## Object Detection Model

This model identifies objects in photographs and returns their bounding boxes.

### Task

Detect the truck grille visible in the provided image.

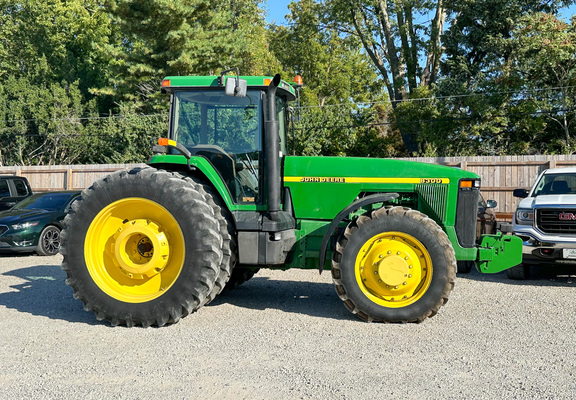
[536,209,576,235]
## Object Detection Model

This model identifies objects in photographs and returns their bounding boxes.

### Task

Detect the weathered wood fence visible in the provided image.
[1,155,575,219]
[0,163,146,192]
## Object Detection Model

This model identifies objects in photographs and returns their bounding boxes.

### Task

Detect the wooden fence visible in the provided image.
[0,163,146,192]
[2,155,576,219]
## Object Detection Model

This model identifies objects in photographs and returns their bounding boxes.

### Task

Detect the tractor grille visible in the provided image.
[536,208,576,235]
[455,188,479,248]
[0,225,7,236]
[415,183,447,223]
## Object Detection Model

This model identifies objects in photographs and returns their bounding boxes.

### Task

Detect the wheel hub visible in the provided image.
[356,232,431,306]
[376,255,409,287]
[111,219,170,280]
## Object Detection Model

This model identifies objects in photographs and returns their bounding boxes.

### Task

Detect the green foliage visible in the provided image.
[0,76,164,166]
[106,0,278,110]
[271,0,405,158]
[1,0,576,165]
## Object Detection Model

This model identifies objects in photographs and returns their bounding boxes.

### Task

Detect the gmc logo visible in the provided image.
[559,213,576,220]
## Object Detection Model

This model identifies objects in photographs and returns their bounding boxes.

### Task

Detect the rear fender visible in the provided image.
[149,154,235,209]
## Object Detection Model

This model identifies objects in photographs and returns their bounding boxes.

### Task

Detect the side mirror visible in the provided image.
[513,188,529,198]
[225,77,247,98]
[486,200,497,209]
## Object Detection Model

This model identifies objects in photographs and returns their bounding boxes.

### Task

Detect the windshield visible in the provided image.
[532,173,576,196]
[171,90,262,204]
[14,193,75,211]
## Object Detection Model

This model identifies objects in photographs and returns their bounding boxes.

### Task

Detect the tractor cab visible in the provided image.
[159,72,296,206]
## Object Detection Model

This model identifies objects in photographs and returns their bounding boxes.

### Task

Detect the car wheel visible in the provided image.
[37,225,61,256]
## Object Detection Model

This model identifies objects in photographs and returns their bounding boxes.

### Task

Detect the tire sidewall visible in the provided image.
[339,213,453,322]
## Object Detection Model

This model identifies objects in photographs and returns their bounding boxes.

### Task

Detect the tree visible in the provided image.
[0,0,113,106]
[270,0,403,157]
[326,0,574,155]
[105,0,279,110]
[326,0,449,153]
[503,13,576,151]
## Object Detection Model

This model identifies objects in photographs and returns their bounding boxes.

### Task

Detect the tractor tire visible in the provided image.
[332,206,456,323]
[457,260,474,274]
[37,225,62,256]
[225,267,260,290]
[196,181,237,306]
[61,167,224,327]
[506,263,530,280]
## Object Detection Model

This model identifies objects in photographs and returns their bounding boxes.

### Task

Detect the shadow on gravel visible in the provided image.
[209,276,357,322]
[0,264,98,325]
[457,264,576,287]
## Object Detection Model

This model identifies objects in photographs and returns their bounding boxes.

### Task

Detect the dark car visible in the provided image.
[0,191,80,256]
[0,176,32,211]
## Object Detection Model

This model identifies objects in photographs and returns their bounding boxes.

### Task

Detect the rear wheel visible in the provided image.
[196,181,236,306]
[225,267,260,290]
[37,225,61,256]
[332,206,456,323]
[61,168,224,327]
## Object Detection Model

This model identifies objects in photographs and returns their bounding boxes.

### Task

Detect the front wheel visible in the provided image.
[332,206,456,323]
[61,168,225,327]
[37,225,61,256]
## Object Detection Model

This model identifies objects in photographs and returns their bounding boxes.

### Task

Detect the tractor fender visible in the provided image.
[150,155,236,210]
[318,193,399,273]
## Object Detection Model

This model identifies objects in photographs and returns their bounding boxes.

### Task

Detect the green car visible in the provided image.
[0,191,80,256]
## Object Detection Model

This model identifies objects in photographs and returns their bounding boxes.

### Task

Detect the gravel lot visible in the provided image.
[1,253,576,399]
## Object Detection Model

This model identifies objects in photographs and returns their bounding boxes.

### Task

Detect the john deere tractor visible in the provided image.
[61,71,522,327]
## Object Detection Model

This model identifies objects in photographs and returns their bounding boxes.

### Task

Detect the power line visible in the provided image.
[297,85,576,109]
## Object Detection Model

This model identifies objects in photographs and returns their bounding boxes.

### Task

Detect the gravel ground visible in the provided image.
[1,253,576,399]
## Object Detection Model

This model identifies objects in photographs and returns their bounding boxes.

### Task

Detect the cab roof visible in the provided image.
[161,75,297,101]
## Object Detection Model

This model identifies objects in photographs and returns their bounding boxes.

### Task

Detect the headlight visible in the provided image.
[11,221,39,230]
[515,209,534,225]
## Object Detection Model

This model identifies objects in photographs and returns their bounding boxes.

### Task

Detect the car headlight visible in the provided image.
[515,209,534,225]
[11,221,39,230]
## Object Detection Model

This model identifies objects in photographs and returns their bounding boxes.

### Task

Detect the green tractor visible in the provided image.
[61,71,522,327]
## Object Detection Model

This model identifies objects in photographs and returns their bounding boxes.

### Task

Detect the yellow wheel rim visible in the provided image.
[84,198,185,303]
[355,231,432,308]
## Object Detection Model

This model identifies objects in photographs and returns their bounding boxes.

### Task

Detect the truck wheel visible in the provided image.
[61,168,223,327]
[506,263,530,280]
[37,225,61,256]
[332,206,456,323]
[225,267,260,290]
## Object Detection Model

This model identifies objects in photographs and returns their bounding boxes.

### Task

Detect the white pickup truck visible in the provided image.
[508,167,576,279]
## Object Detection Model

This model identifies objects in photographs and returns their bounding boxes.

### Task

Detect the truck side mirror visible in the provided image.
[225,77,247,98]
[486,200,497,208]
[513,188,529,198]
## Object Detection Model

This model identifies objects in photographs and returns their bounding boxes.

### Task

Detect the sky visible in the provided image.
[261,1,576,25]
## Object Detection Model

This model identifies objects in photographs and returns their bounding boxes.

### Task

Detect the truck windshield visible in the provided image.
[171,90,262,204]
[532,173,576,196]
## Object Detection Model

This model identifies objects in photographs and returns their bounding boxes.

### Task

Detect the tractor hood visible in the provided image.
[283,156,477,221]
[284,156,477,183]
